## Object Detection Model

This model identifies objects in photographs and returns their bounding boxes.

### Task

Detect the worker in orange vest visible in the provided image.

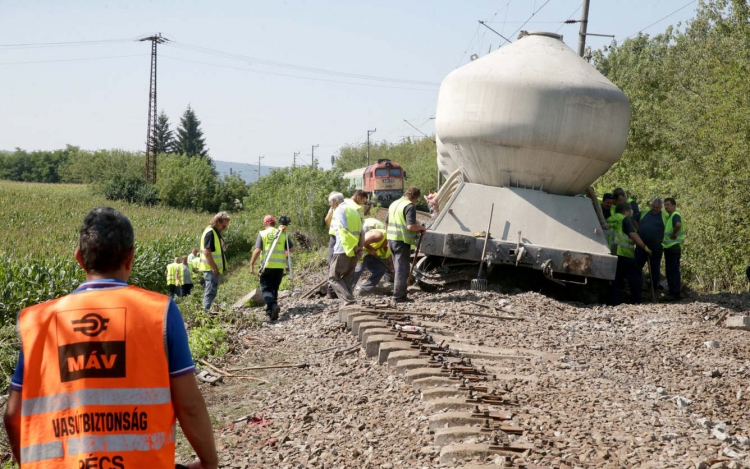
[3,207,218,469]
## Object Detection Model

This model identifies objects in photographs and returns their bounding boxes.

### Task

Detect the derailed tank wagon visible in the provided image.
[418,31,631,290]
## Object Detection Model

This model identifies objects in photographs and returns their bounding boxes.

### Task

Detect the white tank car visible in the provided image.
[419,32,631,290]
[436,31,630,196]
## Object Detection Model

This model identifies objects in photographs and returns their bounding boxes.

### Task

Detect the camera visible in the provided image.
[278,216,291,226]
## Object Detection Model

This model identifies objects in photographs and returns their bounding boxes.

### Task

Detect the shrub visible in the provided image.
[102,175,159,205]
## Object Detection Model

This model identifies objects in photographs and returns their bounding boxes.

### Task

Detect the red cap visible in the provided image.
[263,215,276,225]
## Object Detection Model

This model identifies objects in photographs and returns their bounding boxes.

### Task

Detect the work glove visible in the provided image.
[644,246,652,256]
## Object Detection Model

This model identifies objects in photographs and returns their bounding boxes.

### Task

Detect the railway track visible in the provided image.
[333,299,552,468]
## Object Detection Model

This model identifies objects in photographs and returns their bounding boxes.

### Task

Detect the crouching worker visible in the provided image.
[250,215,294,321]
[3,207,218,469]
[353,221,393,295]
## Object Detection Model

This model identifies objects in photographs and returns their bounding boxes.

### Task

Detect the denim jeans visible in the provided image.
[389,240,411,300]
[353,255,388,291]
[203,271,221,311]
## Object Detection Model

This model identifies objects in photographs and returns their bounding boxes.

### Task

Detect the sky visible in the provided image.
[1,0,699,169]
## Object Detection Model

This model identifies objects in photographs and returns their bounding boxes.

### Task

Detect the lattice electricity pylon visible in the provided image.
[139,33,169,184]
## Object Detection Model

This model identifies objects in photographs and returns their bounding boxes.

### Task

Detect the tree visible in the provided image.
[174,105,209,159]
[591,0,750,292]
[156,154,218,212]
[152,110,175,155]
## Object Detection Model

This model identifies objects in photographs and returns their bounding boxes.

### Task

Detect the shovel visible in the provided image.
[407,234,423,286]
[471,203,495,291]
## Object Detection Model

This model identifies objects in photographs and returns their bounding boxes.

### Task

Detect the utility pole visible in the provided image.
[256,155,265,179]
[366,128,377,166]
[138,33,169,184]
[577,0,591,57]
[311,144,319,169]
[331,155,335,167]
[293,151,300,168]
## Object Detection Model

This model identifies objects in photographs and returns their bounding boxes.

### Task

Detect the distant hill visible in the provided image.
[213,160,278,184]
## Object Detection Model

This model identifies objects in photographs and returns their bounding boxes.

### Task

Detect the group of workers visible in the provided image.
[325,187,426,305]
[166,248,202,299]
[600,188,686,305]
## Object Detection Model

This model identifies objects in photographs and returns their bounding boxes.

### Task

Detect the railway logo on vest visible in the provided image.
[56,308,126,382]
[71,312,110,336]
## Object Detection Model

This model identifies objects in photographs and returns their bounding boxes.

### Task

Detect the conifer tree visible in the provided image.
[174,105,209,158]
[152,110,175,155]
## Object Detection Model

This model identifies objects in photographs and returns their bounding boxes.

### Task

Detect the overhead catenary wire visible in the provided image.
[159,54,437,91]
[166,41,439,87]
[508,0,555,40]
[624,0,697,39]
[556,3,583,33]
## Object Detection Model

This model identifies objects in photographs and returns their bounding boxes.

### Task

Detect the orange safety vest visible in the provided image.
[18,285,176,468]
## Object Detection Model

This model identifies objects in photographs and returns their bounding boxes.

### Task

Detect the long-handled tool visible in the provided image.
[407,233,423,286]
[258,228,283,274]
[471,203,495,291]
[645,252,657,302]
[285,230,293,284]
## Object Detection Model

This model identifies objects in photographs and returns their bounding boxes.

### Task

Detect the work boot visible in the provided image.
[393,297,414,303]
[271,304,280,321]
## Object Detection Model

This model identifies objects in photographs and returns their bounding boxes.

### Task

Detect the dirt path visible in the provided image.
[183,276,750,469]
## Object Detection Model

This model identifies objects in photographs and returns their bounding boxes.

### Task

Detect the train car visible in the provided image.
[342,159,404,207]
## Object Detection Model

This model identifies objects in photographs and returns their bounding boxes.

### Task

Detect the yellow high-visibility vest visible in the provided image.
[386,196,416,245]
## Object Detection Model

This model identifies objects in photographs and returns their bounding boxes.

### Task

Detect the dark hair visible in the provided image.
[602,193,615,201]
[664,197,676,206]
[353,190,368,199]
[615,201,632,215]
[78,207,134,274]
[405,186,421,199]
[613,188,626,198]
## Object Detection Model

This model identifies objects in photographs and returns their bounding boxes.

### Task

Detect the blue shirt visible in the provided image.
[639,211,666,245]
[10,279,195,391]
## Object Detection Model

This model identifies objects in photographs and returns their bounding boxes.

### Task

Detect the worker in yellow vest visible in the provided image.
[166,257,181,299]
[329,190,368,304]
[608,201,650,305]
[613,187,641,228]
[353,228,393,294]
[187,247,199,264]
[199,212,231,311]
[249,215,294,321]
[4,207,217,469]
[324,192,345,299]
[663,197,685,300]
[180,255,194,296]
[386,186,426,303]
[190,253,204,288]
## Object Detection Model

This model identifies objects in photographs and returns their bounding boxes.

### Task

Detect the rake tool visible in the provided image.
[471,203,495,291]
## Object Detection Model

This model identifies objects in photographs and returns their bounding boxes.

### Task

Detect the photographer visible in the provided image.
[249,215,293,321]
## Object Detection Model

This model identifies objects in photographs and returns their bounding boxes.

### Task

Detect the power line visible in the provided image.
[624,0,697,40]
[0,38,135,49]
[0,54,146,65]
[159,54,438,91]
[166,41,439,87]
[508,0,555,40]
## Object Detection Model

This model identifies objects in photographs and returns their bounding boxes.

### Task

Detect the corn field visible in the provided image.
[0,182,236,324]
